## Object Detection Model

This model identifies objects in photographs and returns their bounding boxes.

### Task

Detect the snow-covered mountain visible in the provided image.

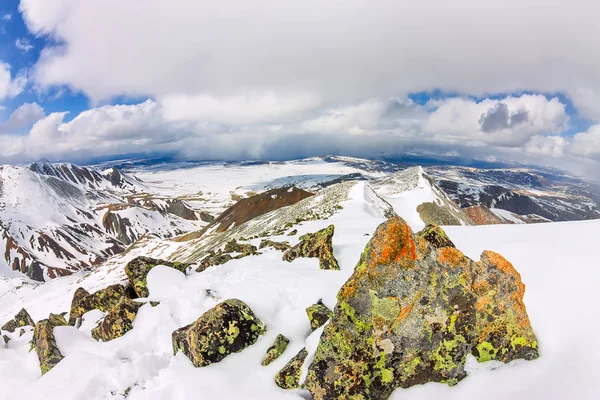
[0,156,598,399]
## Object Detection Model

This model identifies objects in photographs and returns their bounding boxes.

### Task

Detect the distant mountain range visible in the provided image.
[1,155,599,281]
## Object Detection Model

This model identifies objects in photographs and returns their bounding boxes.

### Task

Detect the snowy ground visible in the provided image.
[1,176,599,399]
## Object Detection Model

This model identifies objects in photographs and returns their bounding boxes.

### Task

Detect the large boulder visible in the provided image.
[283,225,340,270]
[91,298,143,342]
[125,256,189,298]
[32,313,68,374]
[262,334,290,366]
[1,308,35,333]
[275,348,308,389]
[304,216,538,399]
[172,299,266,367]
[224,240,257,255]
[68,284,130,326]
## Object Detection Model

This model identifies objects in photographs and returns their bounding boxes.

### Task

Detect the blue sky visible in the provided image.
[1,0,600,178]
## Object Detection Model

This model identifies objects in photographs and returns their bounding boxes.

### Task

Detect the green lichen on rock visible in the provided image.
[274,348,308,389]
[172,299,266,367]
[32,313,68,374]
[306,300,333,331]
[417,224,455,249]
[91,298,143,342]
[224,240,257,255]
[262,334,290,366]
[125,256,189,298]
[259,239,291,252]
[282,225,340,270]
[1,308,35,332]
[304,216,539,400]
[196,251,233,273]
[68,284,131,325]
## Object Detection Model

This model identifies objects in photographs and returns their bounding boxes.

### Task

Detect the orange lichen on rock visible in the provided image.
[437,247,469,269]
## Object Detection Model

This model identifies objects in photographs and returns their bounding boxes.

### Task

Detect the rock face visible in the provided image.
[304,216,538,399]
[224,239,257,255]
[68,284,130,325]
[125,256,188,298]
[275,348,309,389]
[262,334,290,366]
[32,313,68,374]
[283,225,340,270]
[91,298,143,341]
[172,299,266,367]
[416,224,455,249]
[306,300,333,331]
[1,308,35,332]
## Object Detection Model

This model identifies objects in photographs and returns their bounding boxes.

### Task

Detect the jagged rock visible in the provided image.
[172,299,266,367]
[196,251,233,273]
[91,299,143,342]
[282,225,340,270]
[262,334,290,366]
[259,239,291,252]
[417,224,455,249]
[274,348,308,389]
[224,240,257,255]
[304,216,538,399]
[125,256,189,298]
[32,313,68,374]
[68,284,131,325]
[1,308,35,333]
[306,300,333,331]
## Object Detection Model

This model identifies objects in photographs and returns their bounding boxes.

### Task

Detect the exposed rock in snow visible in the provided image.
[125,256,188,298]
[261,333,290,366]
[305,216,538,399]
[283,225,340,270]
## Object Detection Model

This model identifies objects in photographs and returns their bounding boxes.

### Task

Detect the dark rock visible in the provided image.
[287,229,298,236]
[275,348,308,389]
[262,334,290,366]
[125,256,189,298]
[304,216,538,399]
[91,299,143,341]
[172,299,266,367]
[1,308,35,333]
[32,313,68,374]
[224,240,257,255]
[259,239,291,252]
[196,251,233,273]
[68,284,130,325]
[416,224,455,249]
[199,212,215,223]
[283,225,340,270]
[306,300,333,331]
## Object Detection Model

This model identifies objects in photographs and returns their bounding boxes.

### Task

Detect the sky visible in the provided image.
[1,0,600,177]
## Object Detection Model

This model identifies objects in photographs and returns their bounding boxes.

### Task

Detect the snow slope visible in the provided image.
[1,178,599,399]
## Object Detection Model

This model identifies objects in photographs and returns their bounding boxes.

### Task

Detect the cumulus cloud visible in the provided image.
[0,102,45,132]
[2,14,11,22]
[570,125,600,159]
[0,63,27,100]
[16,0,600,120]
[422,95,568,146]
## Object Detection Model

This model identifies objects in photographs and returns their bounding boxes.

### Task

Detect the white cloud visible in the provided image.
[0,102,45,132]
[15,38,34,53]
[569,125,600,159]
[15,0,600,122]
[422,95,568,146]
[0,63,27,100]
[2,14,11,22]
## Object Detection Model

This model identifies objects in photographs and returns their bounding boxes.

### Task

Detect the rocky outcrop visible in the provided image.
[262,334,290,366]
[275,348,308,389]
[306,300,333,331]
[416,224,455,249]
[68,284,131,325]
[283,225,340,270]
[259,239,291,252]
[224,240,257,255]
[208,186,314,233]
[304,216,538,399]
[91,299,143,341]
[125,256,189,298]
[464,205,506,225]
[1,308,35,333]
[172,299,266,367]
[32,313,68,374]
[196,251,234,273]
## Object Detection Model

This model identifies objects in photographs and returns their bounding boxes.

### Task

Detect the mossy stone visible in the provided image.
[274,348,308,389]
[262,334,290,366]
[125,256,189,298]
[91,298,143,342]
[283,225,340,270]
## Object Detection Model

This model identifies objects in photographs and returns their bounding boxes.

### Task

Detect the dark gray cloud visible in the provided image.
[479,103,529,132]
